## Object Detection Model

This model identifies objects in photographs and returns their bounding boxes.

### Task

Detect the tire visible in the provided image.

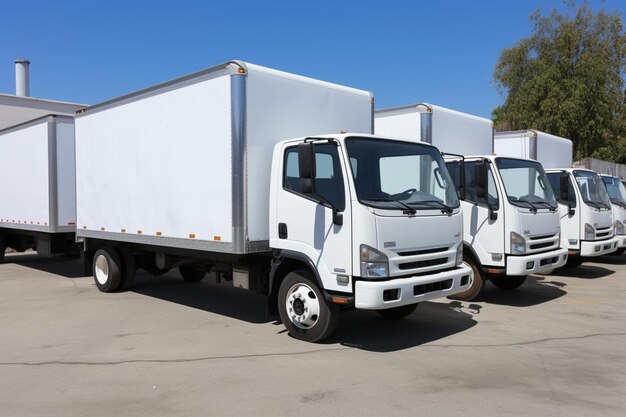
[448,257,485,301]
[0,237,6,263]
[491,275,527,290]
[611,248,625,256]
[118,247,136,290]
[93,248,122,292]
[278,270,339,342]
[566,255,584,267]
[179,265,206,282]
[377,303,418,319]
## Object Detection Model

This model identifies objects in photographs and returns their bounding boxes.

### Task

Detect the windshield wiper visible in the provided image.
[514,198,538,212]
[529,201,558,211]
[610,198,626,208]
[409,200,453,214]
[584,200,602,210]
[363,198,416,215]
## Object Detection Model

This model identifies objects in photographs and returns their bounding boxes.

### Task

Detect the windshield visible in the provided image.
[495,158,557,209]
[601,176,626,206]
[345,137,459,212]
[573,170,611,209]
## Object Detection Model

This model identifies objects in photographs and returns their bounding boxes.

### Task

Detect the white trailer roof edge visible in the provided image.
[0,114,73,136]
[0,93,86,108]
[376,103,493,125]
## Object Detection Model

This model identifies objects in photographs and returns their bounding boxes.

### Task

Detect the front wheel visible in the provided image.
[566,255,584,268]
[377,303,418,319]
[448,257,485,301]
[179,265,206,282]
[278,270,339,342]
[491,275,527,290]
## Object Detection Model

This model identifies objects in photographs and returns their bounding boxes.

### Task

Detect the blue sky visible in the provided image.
[0,0,623,118]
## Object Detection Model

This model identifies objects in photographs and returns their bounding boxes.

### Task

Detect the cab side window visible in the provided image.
[283,144,346,211]
[547,173,577,207]
[446,160,499,207]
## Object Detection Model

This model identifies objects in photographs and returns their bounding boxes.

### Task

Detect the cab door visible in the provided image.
[273,142,353,293]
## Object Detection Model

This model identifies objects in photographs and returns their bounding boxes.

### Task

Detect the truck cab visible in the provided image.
[445,155,568,299]
[600,174,626,255]
[545,168,619,266]
[269,134,472,339]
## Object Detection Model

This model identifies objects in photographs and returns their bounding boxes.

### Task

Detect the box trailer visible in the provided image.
[494,130,573,169]
[76,61,471,342]
[494,130,618,264]
[0,114,78,261]
[376,104,567,300]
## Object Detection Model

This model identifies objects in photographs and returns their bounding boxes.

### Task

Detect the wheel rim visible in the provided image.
[285,283,321,330]
[94,254,110,285]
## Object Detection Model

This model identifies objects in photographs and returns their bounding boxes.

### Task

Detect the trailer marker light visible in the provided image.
[189,234,196,239]
[137,230,143,234]
[238,67,245,74]
[83,226,87,229]
[214,235,221,241]
[156,231,162,236]
[121,228,126,233]
[68,222,75,226]
[101,227,105,231]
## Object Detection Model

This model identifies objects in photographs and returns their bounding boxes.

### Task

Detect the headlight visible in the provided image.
[584,223,595,240]
[615,220,624,235]
[456,244,463,266]
[511,232,526,255]
[360,245,389,278]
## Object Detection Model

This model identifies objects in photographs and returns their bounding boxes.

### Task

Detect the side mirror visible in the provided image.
[559,173,569,202]
[474,162,486,199]
[298,142,316,194]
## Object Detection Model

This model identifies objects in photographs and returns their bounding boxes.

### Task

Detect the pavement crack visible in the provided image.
[0,346,352,367]
[425,332,626,348]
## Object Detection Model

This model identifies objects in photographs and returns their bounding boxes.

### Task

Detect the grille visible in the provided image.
[397,247,448,257]
[399,257,448,270]
[413,279,453,295]
[530,241,556,250]
[529,234,555,241]
[596,231,611,238]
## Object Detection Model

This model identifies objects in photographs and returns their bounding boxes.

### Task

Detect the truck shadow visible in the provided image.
[554,264,616,279]
[4,254,86,278]
[131,272,272,324]
[476,276,566,307]
[325,301,478,352]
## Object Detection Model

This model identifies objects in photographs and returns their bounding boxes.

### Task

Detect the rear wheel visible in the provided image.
[611,248,625,256]
[0,237,6,263]
[448,256,485,301]
[93,248,122,292]
[491,275,527,290]
[377,303,418,319]
[278,270,339,342]
[566,255,584,267]
[179,265,206,282]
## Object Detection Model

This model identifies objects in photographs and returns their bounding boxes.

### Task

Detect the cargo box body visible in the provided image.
[494,130,573,169]
[75,61,373,255]
[374,103,493,155]
[0,115,76,234]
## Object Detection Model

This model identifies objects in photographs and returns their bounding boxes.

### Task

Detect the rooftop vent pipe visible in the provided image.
[15,59,30,97]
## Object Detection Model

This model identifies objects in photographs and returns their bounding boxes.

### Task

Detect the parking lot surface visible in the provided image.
[1,253,625,417]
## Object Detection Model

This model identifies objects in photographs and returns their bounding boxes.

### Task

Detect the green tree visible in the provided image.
[493,1,626,162]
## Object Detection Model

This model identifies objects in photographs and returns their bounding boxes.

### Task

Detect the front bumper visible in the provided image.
[506,248,568,275]
[617,235,626,248]
[580,237,619,257]
[354,264,472,310]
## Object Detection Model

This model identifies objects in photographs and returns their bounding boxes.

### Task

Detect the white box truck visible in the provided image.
[0,115,78,262]
[494,130,619,266]
[600,174,626,254]
[376,104,567,300]
[75,61,471,342]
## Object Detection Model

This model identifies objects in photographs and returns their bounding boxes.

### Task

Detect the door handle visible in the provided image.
[278,223,288,239]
